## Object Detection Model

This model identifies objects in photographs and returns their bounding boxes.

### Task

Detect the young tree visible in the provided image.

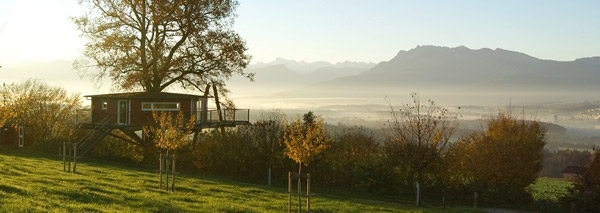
[143,111,196,152]
[281,111,329,175]
[73,0,252,93]
[384,93,458,206]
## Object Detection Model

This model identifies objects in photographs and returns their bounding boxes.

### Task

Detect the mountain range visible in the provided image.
[230,45,600,105]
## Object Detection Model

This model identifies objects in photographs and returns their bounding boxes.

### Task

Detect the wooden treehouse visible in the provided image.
[75,92,250,158]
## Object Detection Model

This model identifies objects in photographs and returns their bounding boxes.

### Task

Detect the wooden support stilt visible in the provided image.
[212,84,225,134]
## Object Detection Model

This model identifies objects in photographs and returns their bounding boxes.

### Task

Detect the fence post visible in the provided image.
[307,173,311,213]
[474,192,478,208]
[288,172,291,213]
[268,168,271,187]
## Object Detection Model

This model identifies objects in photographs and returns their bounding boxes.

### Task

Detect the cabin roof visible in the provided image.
[562,166,586,174]
[84,92,207,99]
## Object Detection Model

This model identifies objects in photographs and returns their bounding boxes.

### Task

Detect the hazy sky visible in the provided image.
[1,0,599,65]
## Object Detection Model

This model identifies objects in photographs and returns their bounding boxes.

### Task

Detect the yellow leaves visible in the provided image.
[281,114,330,166]
[143,110,196,151]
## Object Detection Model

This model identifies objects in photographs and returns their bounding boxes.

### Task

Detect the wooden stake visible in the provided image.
[298,174,301,213]
[307,173,311,213]
[72,143,77,173]
[171,153,175,192]
[67,142,71,173]
[288,172,291,213]
[165,151,169,191]
[159,152,163,189]
[62,141,66,172]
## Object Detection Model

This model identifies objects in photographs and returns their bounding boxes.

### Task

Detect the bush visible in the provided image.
[448,112,546,204]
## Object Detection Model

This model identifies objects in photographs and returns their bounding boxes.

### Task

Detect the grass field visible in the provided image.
[0,151,483,212]
[529,177,573,202]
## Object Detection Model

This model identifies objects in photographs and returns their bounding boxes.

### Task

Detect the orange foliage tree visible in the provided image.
[448,111,546,203]
[281,111,329,174]
[144,111,196,153]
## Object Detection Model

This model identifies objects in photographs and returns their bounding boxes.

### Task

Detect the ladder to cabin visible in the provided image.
[76,115,113,158]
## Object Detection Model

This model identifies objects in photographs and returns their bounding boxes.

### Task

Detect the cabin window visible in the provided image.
[141,102,180,111]
[101,101,108,110]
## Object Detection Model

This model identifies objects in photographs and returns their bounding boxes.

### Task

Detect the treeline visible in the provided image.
[541,149,592,178]
[0,80,550,205]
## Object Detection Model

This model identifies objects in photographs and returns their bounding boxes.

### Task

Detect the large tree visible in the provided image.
[73,0,252,93]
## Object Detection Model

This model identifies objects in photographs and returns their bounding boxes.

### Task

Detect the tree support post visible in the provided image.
[165,151,170,192]
[62,141,66,172]
[307,173,311,213]
[298,174,302,213]
[288,172,291,213]
[67,142,72,173]
[72,142,77,173]
[159,152,163,189]
[171,153,176,192]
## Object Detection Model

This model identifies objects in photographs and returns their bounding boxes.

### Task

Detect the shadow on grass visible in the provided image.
[0,184,26,195]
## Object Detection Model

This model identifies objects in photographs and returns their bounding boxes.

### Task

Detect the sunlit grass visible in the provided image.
[0,151,480,212]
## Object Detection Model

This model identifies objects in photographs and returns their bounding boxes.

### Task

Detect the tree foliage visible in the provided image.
[447,112,546,203]
[281,111,330,173]
[383,93,458,194]
[563,152,600,212]
[144,111,196,151]
[73,0,252,92]
[0,79,84,148]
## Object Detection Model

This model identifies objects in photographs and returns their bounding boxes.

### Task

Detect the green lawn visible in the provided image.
[529,177,573,202]
[0,151,481,212]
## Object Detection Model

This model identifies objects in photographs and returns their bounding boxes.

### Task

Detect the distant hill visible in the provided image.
[226,58,375,97]
[272,45,600,105]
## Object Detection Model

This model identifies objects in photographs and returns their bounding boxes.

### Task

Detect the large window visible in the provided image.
[141,102,180,111]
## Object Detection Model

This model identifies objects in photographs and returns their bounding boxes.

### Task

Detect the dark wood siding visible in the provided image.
[91,96,204,126]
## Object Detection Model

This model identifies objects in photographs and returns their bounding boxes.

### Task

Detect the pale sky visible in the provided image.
[1,0,600,65]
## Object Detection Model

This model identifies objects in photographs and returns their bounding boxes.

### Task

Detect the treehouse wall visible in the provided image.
[90,97,206,126]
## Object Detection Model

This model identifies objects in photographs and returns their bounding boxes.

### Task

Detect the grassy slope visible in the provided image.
[0,151,480,212]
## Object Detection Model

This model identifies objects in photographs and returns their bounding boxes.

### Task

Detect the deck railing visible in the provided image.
[84,109,250,125]
[203,109,250,123]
